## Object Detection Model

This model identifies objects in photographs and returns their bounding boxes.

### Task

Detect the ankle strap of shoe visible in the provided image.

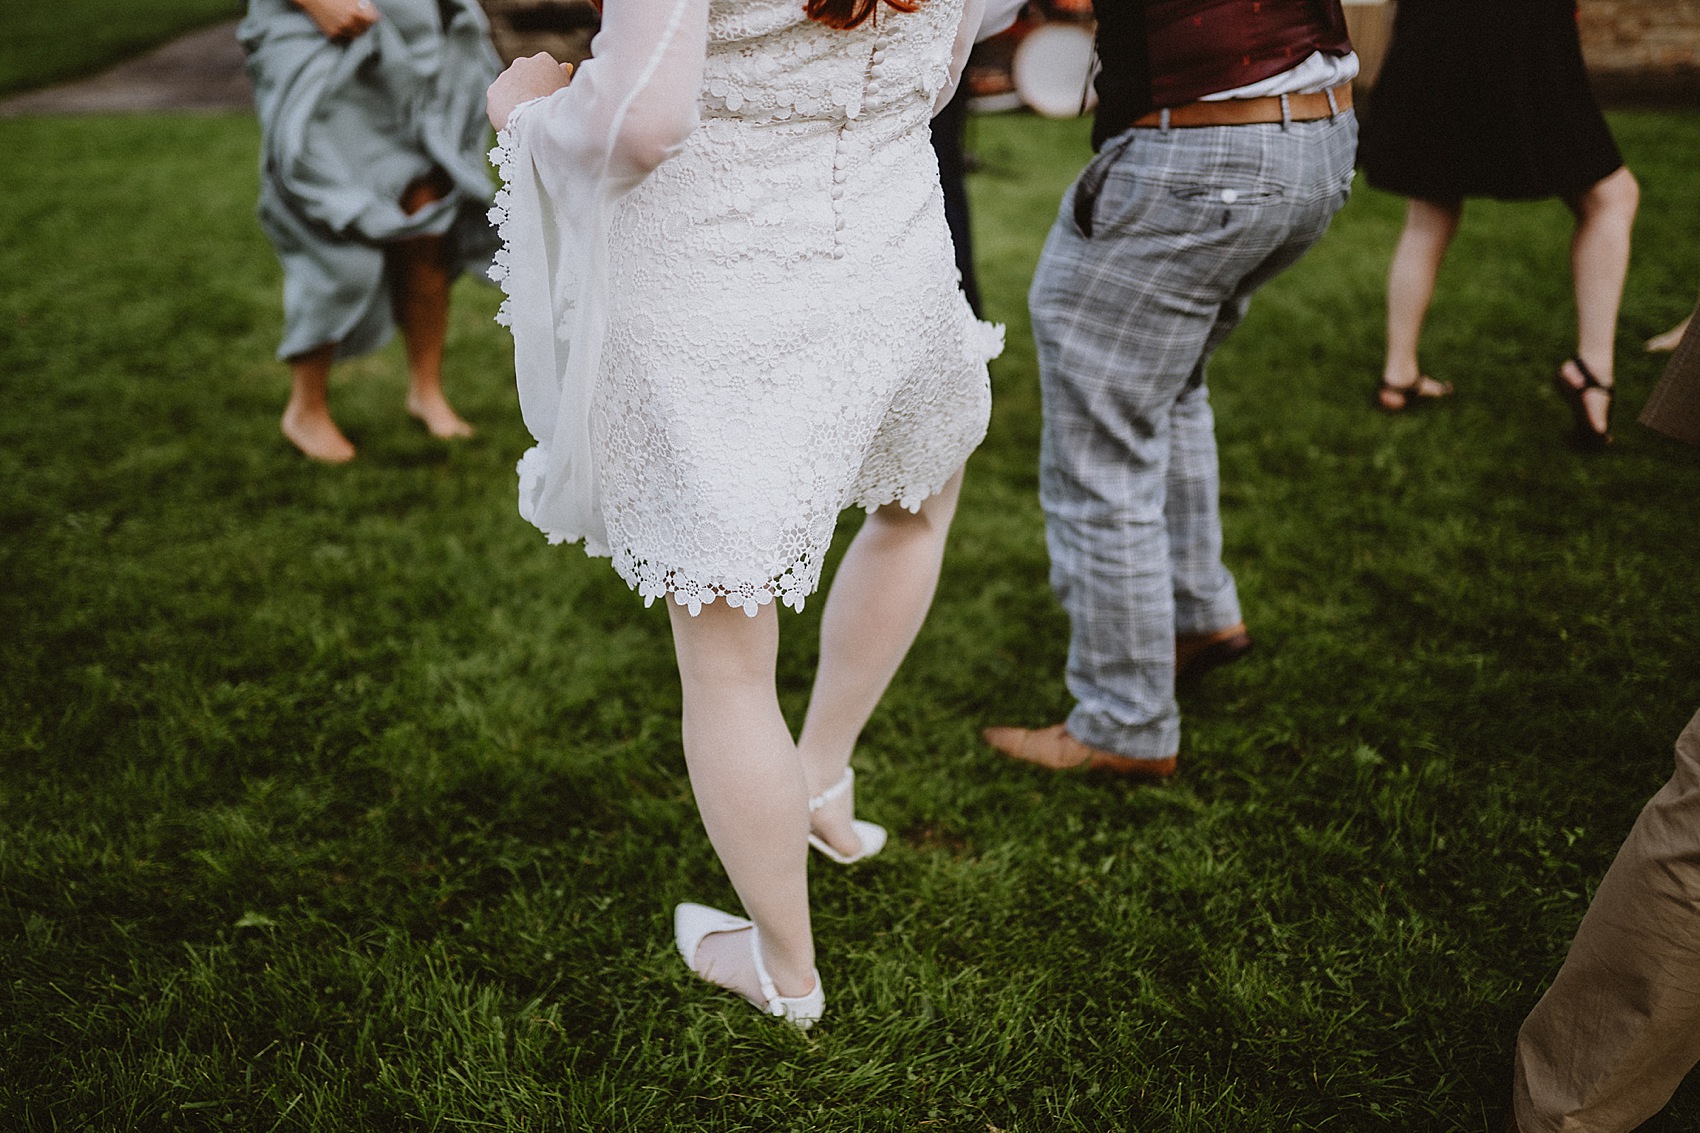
[748,925,782,1014]
[807,766,854,813]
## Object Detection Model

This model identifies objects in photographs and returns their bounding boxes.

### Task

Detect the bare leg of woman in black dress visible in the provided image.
[1379,165,1638,444]
[1556,165,1639,441]
[1379,196,1461,411]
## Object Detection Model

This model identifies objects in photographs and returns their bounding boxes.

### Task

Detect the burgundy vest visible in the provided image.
[1091,0,1354,149]
[1148,0,1352,106]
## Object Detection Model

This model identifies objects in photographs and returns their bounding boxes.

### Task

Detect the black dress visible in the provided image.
[1358,0,1624,202]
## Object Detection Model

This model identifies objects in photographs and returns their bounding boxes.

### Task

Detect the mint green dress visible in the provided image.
[240,0,500,360]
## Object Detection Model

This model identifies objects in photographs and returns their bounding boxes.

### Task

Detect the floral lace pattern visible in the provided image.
[505,0,999,615]
[487,125,520,332]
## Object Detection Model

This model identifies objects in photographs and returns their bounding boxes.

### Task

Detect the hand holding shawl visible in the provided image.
[489,0,710,551]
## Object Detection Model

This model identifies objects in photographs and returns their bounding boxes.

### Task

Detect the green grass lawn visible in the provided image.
[0,0,242,96]
[2,106,1699,1131]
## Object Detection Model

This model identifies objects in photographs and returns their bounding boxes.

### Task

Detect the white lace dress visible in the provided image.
[492,0,1000,615]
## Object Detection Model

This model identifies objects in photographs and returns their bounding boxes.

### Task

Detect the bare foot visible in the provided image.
[406,391,475,439]
[689,925,815,1005]
[281,405,356,463]
[1646,314,1691,353]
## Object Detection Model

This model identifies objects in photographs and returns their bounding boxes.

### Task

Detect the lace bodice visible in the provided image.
[700,0,959,125]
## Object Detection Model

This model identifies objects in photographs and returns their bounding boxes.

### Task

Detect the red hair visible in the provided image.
[805,0,920,31]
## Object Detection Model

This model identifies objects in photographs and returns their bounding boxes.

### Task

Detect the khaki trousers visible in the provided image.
[1639,300,1700,446]
[1513,708,1700,1132]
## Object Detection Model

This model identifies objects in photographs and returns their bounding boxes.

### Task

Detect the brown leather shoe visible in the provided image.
[982,723,1176,780]
[1175,622,1253,685]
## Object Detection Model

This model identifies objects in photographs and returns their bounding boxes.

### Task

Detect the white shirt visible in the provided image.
[1202,49,1361,100]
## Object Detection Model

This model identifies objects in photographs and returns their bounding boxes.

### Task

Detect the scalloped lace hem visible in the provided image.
[515,446,611,555]
[617,553,812,617]
[486,98,549,328]
[965,316,1005,369]
[589,466,965,617]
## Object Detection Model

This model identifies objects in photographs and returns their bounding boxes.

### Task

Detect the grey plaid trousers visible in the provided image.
[1029,113,1357,759]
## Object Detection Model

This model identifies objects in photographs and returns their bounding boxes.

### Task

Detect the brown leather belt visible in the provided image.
[1131,83,1353,129]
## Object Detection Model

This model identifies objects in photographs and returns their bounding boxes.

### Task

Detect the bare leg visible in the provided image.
[393,175,473,439]
[281,342,356,462]
[1559,166,1639,432]
[796,468,966,858]
[1380,196,1463,407]
[668,599,816,1001]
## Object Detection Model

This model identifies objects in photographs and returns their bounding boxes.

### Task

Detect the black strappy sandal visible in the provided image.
[1552,357,1613,450]
[1375,375,1454,413]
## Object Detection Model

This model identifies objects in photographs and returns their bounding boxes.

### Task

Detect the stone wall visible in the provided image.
[1580,0,1700,72]
[1580,0,1700,101]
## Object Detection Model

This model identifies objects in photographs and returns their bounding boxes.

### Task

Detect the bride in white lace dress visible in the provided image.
[488,0,996,1027]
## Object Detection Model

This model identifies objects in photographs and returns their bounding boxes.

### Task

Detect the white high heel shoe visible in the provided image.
[807,767,888,865]
[673,902,824,1029]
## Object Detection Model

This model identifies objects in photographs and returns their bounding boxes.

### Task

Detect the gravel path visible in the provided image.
[0,20,251,117]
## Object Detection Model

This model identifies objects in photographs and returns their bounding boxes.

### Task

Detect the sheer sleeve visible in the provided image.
[976,0,1024,41]
[933,0,986,115]
[490,0,709,551]
[517,0,708,190]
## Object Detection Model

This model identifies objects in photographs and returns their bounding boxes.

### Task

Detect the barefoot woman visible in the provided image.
[241,0,499,461]
[488,0,997,1025]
